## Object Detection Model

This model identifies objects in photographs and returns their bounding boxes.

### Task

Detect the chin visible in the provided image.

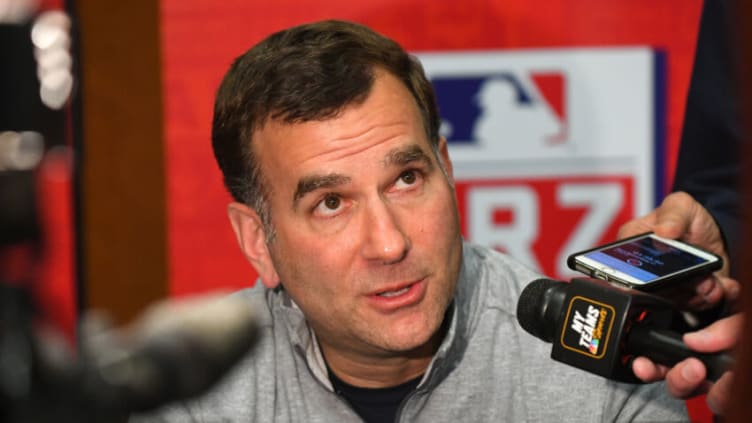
[383,313,446,353]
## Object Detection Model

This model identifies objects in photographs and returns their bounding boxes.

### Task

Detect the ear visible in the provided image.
[227,202,280,289]
[437,136,454,180]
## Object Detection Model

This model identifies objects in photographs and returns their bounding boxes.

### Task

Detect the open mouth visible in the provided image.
[377,285,412,297]
[366,279,426,311]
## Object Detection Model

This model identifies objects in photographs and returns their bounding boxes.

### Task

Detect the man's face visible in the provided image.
[232,69,462,359]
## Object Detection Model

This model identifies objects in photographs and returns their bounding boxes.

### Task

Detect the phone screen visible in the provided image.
[582,236,711,285]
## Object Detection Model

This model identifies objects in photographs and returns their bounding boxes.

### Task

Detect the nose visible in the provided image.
[360,199,410,264]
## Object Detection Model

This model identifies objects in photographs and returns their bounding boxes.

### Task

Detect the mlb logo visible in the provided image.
[416,49,663,278]
[433,71,569,150]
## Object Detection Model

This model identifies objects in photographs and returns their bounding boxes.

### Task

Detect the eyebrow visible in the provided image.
[291,144,435,208]
[384,144,434,170]
[293,173,351,207]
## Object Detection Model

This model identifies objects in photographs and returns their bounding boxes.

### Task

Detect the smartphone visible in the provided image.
[567,232,722,292]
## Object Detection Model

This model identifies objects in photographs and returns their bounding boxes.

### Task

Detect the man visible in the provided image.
[670,0,741,275]
[620,192,740,416]
[135,20,686,422]
[619,0,743,415]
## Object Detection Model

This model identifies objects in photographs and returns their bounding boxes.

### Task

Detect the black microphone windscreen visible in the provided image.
[79,292,259,412]
[516,278,558,341]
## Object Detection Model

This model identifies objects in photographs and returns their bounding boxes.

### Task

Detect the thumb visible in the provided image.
[650,192,697,239]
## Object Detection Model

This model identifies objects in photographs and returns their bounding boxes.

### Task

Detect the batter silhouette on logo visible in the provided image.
[473,76,567,156]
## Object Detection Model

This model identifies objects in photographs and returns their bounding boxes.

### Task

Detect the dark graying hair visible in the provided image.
[211,20,440,240]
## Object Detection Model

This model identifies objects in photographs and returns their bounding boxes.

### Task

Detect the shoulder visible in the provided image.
[228,283,275,326]
[459,241,544,315]
[131,284,285,422]
[462,242,541,281]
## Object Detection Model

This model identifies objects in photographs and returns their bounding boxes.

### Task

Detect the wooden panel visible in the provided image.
[76,0,166,323]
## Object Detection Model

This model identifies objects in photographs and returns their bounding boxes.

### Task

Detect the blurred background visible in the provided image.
[2,0,747,421]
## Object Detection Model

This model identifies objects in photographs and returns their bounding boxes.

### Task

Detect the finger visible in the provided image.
[706,371,733,416]
[687,276,742,313]
[631,356,668,382]
[664,358,708,398]
[652,193,729,271]
[617,212,657,240]
[650,192,698,239]
[683,313,743,352]
[662,276,722,311]
[684,277,725,311]
[717,276,741,304]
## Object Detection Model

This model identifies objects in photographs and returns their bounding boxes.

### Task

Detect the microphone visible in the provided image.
[516,278,733,383]
[74,293,259,413]
[4,290,259,422]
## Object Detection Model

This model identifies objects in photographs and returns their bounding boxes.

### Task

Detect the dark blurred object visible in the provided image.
[1,286,258,422]
[1,8,253,420]
[0,283,99,423]
[0,14,69,142]
[0,169,39,248]
[0,18,44,255]
[77,293,258,414]
[1,5,72,263]
[672,0,742,277]
[0,17,42,130]
[0,4,79,421]
[727,0,752,420]
[0,2,74,313]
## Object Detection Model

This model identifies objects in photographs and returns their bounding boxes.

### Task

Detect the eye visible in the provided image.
[395,169,421,189]
[313,194,343,217]
[400,170,417,184]
[324,196,340,209]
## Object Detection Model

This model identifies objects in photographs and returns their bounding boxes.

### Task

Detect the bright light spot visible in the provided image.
[40,68,73,110]
[31,10,74,109]
[30,10,70,49]
[0,131,45,171]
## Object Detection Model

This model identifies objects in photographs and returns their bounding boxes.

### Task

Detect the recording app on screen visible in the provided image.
[584,237,708,284]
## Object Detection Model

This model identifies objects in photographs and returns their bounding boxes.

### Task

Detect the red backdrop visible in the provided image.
[161,0,702,295]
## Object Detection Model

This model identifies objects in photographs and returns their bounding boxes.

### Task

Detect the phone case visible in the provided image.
[566,232,723,292]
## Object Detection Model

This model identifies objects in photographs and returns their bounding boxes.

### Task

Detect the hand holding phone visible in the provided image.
[567,232,722,293]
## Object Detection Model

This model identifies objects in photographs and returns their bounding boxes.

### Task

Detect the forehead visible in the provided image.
[252,70,430,180]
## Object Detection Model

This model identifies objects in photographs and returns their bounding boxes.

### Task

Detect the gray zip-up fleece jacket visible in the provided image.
[133,242,688,422]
